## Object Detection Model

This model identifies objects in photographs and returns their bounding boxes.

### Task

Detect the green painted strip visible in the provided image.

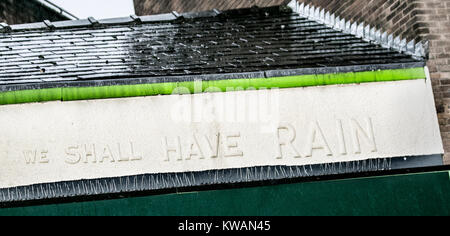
[0,171,448,216]
[0,88,62,105]
[0,67,425,105]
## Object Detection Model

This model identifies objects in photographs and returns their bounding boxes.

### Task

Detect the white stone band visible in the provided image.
[0,78,442,189]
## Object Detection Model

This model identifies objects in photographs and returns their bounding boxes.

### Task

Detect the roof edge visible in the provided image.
[34,0,78,20]
[0,62,426,94]
[0,66,428,106]
[287,0,429,59]
[0,10,188,32]
[0,5,293,33]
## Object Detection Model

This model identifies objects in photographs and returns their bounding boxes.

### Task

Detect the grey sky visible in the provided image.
[50,0,135,19]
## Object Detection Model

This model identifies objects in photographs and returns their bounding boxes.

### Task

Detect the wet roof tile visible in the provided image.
[0,6,422,89]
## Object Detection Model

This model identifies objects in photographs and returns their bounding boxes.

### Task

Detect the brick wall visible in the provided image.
[134,0,290,15]
[414,0,450,165]
[0,0,68,25]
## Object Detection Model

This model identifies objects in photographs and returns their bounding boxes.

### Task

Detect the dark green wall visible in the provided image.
[1,171,449,216]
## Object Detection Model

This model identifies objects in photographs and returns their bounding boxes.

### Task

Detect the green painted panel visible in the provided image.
[1,171,448,216]
[0,67,425,105]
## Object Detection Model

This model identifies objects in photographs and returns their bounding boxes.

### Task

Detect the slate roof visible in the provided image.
[0,5,423,91]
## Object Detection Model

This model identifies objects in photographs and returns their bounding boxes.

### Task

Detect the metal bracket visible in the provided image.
[87,16,100,26]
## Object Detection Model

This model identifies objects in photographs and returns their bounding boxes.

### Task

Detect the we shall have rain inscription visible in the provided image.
[22,118,377,166]
[0,80,442,189]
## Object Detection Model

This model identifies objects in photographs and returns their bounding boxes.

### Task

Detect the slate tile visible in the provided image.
[0,6,422,88]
